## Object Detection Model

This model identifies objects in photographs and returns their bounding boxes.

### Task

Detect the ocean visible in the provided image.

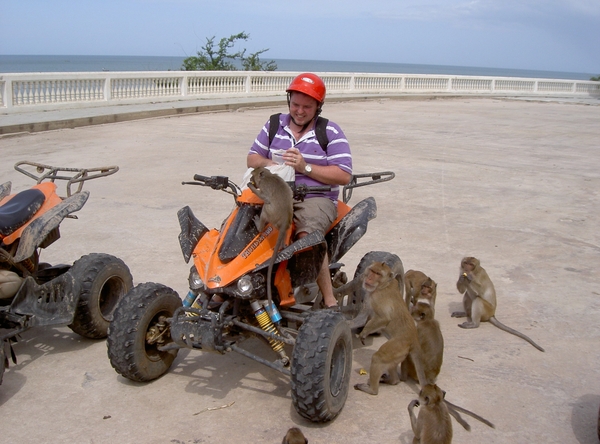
[0,54,595,81]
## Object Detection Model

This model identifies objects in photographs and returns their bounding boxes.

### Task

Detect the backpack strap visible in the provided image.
[268,113,281,147]
[268,113,330,152]
[314,116,329,152]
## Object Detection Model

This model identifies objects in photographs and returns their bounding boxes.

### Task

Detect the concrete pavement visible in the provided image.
[1,96,599,443]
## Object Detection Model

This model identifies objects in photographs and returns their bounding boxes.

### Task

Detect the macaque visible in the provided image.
[282,427,308,444]
[402,301,444,383]
[452,257,544,352]
[354,262,427,395]
[408,384,453,444]
[405,270,437,311]
[248,167,293,308]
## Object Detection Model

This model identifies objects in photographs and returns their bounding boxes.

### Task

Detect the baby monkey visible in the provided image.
[248,167,293,308]
[282,427,308,444]
[405,269,437,312]
[408,384,453,444]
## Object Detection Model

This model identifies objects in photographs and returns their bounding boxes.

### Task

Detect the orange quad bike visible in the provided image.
[107,170,397,422]
[0,161,133,386]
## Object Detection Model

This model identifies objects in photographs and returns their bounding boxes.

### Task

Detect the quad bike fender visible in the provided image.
[254,230,326,273]
[7,273,78,327]
[177,205,209,263]
[13,191,89,263]
[326,197,377,264]
[0,182,11,201]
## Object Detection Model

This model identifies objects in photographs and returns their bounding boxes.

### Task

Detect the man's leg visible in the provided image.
[297,231,337,308]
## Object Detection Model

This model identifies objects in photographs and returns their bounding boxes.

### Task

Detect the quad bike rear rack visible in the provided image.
[14,161,119,198]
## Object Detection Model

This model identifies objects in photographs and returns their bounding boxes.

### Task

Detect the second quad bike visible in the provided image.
[0,161,133,386]
[107,169,395,422]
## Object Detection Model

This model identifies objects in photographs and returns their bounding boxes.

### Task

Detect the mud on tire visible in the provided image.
[68,253,133,339]
[291,310,352,422]
[107,282,181,382]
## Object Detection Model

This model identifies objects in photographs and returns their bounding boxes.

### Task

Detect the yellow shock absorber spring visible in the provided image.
[255,310,285,354]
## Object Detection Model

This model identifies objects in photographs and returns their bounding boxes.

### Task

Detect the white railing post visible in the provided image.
[245,74,251,93]
[104,76,111,103]
[181,73,188,97]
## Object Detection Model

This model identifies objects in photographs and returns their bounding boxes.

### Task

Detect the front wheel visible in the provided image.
[107,282,182,382]
[291,310,352,422]
[69,253,133,339]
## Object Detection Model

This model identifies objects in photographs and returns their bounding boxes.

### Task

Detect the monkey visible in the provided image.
[282,427,308,444]
[247,167,293,309]
[408,384,453,444]
[409,384,495,443]
[401,301,444,383]
[353,262,428,395]
[405,269,437,312]
[452,256,545,352]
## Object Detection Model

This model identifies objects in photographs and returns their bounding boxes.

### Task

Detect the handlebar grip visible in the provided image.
[193,174,211,182]
[307,186,332,192]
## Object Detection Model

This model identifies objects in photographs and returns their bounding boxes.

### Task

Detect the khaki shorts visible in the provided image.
[293,197,337,236]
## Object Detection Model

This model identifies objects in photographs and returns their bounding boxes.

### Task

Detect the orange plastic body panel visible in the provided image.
[191,187,347,305]
[0,182,62,246]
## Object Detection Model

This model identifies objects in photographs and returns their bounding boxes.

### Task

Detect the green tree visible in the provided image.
[182,32,277,71]
[591,75,600,81]
[242,48,277,71]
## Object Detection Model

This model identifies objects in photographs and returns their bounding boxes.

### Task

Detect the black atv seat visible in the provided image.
[0,188,46,237]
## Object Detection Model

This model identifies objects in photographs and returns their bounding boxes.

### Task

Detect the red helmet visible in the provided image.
[286,73,326,103]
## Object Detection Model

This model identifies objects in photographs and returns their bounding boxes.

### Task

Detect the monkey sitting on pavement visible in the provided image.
[353,261,428,395]
[452,256,545,352]
[402,301,444,383]
[282,427,308,444]
[408,383,453,444]
[248,167,293,309]
[408,384,495,444]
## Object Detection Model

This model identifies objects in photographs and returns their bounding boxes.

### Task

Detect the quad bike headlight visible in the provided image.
[236,275,253,296]
[188,266,204,290]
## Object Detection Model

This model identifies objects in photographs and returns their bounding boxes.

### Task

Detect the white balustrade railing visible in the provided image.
[0,71,598,111]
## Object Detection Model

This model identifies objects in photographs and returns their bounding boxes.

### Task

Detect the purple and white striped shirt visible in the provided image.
[248,113,353,202]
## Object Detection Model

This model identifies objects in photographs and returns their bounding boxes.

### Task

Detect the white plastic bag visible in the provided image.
[240,164,295,190]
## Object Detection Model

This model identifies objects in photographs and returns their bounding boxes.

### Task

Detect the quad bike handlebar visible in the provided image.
[184,170,395,204]
[14,161,119,198]
[183,174,333,201]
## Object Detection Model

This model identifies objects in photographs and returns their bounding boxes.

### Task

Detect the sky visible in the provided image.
[1,0,599,74]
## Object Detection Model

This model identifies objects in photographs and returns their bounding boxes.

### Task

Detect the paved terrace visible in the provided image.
[1,96,599,443]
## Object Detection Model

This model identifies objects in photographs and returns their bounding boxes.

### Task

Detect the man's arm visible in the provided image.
[247,153,276,168]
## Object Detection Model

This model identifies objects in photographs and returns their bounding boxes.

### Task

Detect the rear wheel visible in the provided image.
[107,282,181,382]
[291,310,352,422]
[69,253,133,339]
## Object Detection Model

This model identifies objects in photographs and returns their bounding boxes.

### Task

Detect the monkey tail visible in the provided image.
[446,404,471,431]
[489,317,545,352]
[266,230,286,309]
[445,400,495,429]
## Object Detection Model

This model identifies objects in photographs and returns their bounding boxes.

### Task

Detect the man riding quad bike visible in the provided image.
[0,161,133,386]
[107,169,395,422]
